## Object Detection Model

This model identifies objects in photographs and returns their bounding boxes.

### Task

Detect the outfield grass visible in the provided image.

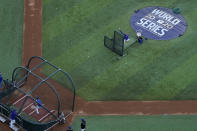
[71,115,197,131]
[0,0,23,79]
[43,0,197,100]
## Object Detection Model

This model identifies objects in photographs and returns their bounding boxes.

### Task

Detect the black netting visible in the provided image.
[0,56,76,130]
[104,36,114,50]
[12,68,27,87]
[104,31,137,56]
[114,31,124,56]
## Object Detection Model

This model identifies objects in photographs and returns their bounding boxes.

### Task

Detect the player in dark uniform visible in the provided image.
[35,96,42,114]
[119,28,130,42]
[66,126,73,131]
[9,109,17,128]
[136,31,143,44]
[81,118,86,131]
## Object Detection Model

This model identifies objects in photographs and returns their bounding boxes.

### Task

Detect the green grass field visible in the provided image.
[0,0,23,79]
[71,115,197,131]
[43,0,197,101]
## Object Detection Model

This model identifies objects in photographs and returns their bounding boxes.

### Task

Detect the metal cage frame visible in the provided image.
[0,56,76,131]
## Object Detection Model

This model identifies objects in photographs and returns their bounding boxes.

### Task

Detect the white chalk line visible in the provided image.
[38,110,55,122]
[13,95,26,105]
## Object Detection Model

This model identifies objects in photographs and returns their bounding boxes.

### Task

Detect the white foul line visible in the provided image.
[29,109,36,116]
[22,103,33,111]
[13,95,26,105]
[38,110,55,122]
[18,103,34,115]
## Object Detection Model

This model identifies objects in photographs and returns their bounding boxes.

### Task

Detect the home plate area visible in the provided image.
[13,95,55,122]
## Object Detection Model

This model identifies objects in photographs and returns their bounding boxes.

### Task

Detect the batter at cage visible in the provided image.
[35,96,43,114]
[119,28,130,43]
[59,112,66,124]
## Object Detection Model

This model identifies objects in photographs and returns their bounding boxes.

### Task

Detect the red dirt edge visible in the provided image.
[22,0,42,66]
[9,0,197,131]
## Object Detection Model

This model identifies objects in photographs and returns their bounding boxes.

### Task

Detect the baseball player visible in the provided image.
[0,73,3,88]
[60,112,66,124]
[136,31,143,44]
[9,109,17,128]
[66,126,73,131]
[81,118,86,131]
[35,96,42,114]
[119,28,130,42]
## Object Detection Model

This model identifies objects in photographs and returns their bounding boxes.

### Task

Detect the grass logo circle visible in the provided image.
[131,6,187,40]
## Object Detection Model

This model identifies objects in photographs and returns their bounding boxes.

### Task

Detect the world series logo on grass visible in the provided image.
[131,7,187,40]
[137,9,180,37]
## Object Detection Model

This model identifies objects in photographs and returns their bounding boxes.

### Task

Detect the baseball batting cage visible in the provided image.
[0,56,76,131]
[104,31,137,56]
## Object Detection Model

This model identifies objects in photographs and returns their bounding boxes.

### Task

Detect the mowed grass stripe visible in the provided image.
[173,0,197,16]
[47,12,134,82]
[78,36,185,100]
[137,51,197,100]
[81,38,175,89]
[47,1,141,68]
[99,7,197,100]
[72,115,197,131]
[107,32,197,100]
[43,0,140,61]
[43,0,178,61]
[43,0,82,24]
[46,0,184,100]
[76,5,194,100]
[133,7,197,100]
[77,40,177,100]
[47,0,171,70]
[44,0,176,61]
[43,0,197,101]
[43,0,53,5]
[174,80,197,99]
[43,0,119,61]
[43,0,114,42]
[0,0,23,78]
